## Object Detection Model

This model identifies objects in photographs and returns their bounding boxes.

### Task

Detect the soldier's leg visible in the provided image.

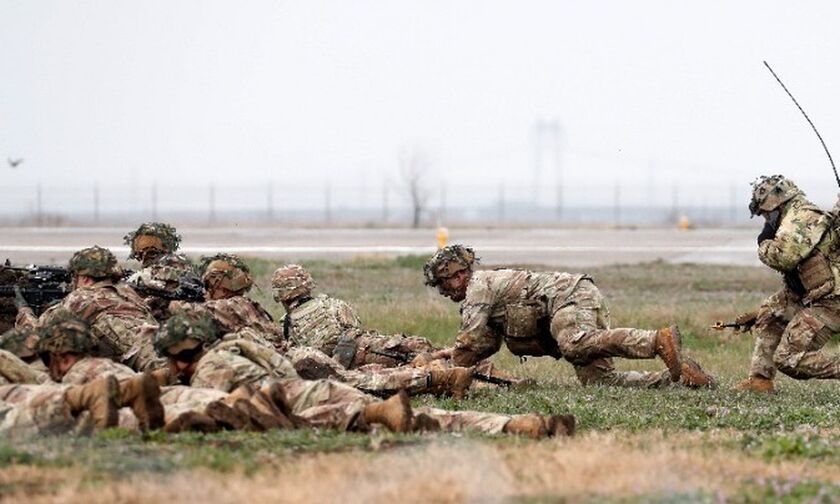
[573,357,671,388]
[413,406,574,438]
[774,301,840,380]
[353,333,439,368]
[748,289,798,380]
[275,377,375,430]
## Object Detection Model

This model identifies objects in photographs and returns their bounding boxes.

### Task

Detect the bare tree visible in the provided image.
[399,147,431,228]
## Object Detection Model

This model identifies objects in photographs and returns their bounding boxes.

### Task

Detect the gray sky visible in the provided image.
[3,1,840,209]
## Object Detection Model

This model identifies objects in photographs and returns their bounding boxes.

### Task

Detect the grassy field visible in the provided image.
[3,257,840,503]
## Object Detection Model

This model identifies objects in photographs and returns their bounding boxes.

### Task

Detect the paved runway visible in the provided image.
[0,227,760,267]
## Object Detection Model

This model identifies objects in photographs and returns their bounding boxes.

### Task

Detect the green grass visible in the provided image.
[4,256,840,501]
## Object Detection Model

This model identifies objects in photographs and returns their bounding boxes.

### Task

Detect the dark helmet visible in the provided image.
[200,253,253,294]
[124,222,182,260]
[37,310,93,360]
[423,245,477,286]
[153,311,219,356]
[68,246,123,279]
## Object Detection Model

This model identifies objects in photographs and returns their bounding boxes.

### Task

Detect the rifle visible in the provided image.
[369,348,514,387]
[710,321,749,331]
[0,262,72,315]
[130,275,205,302]
[711,310,758,332]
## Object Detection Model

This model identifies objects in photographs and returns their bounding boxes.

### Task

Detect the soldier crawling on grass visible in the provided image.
[420,245,716,389]
[734,175,840,392]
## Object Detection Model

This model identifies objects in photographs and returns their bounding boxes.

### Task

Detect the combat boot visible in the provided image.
[242,386,295,431]
[655,325,682,382]
[546,414,576,437]
[680,357,717,389]
[64,376,120,429]
[412,412,441,432]
[164,411,219,433]
[205,399,251,430]
[429,367,473,399]
[503,413,549,439]
[734,376,774,393]
[119,373,165,431]
[363,390,412,433]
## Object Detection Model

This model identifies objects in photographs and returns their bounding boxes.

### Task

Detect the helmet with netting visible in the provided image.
[271,264,315,302]
[200,253,253,294]
[153,311,219,356]
[37,310,93,356]
[0,327,40,359]
[749,175,803,216]
[423,244,478,286]
[68,246,123,280]
[124,222,182,260]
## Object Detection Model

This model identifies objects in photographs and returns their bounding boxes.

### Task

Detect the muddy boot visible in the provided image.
[363,390,412,433]
[164,411,219,433]
[205,399,250,430]
[119,374,165,431]
[430,367,473,399]
[546,414,576,437]
[64,375,120,429]
[680,357,717,389]
[734,376,774,393]
[412,412,441,432]
[503,413,549,439]
[250,386,295,430]
[655,325,682,382]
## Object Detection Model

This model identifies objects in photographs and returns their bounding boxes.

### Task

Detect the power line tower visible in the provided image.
[532,119,564,219]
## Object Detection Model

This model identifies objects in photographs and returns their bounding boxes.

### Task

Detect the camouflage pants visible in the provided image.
[287,347,430,396]
[0,349,49,384]
[550,280,671,388]
[352,332,438,368]
[91,316,165,373]
[750,289,840,380]
[0,384,91,437]
[277,377,374,430]
[160,385,229,424]
[414,406,516,434]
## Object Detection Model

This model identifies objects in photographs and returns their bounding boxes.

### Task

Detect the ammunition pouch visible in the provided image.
[798,251,835,304]
[332,335,358,369]
[502,301,561,358]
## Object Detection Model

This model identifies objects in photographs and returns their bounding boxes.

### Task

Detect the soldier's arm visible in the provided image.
[758,209,827,271]
[451,303,503,367]
[189,355,238,392]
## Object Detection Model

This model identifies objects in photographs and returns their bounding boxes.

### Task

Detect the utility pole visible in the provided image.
[613,182,621,227]
[438,181,447,224]
[36,184,43,227]
[93,183,100,224]
[324,181,331,224]
[498,183,506,222]
[151,183,158,220]
[382,178,389,223]
[209,184,216,224]
[267,181,274,221]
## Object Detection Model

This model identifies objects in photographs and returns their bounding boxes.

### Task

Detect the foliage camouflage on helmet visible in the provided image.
[749,175,803,216]
[200,253,253,294]
[153,311,219,355]
[123,222,182,259]
[271,264,315,302]
[423,244,478,286]
[68,246,123,279]
[0,327,39,359]
[37,310,93,356]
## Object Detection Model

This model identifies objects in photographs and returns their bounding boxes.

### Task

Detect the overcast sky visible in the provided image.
[3,1,840,209]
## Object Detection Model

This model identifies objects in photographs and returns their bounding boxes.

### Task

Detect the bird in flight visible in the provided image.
[7,158,23,168]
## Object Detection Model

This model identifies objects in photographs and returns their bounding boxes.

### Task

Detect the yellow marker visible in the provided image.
[678,215,691,231]
[436,227,449,249]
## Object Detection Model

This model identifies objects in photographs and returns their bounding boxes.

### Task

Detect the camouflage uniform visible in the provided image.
[746,176,840,380]
[126,254,201,322]
[0,384,96,437]
[171,297,283,345]
[0,350,49,385]
[0,327,49,384]
[16,247,164,372]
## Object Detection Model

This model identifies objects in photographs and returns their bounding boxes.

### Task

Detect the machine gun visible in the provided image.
[130,274,205,302]
[369,348,514,387]
[711,310,758,332]
[0,261,72,316]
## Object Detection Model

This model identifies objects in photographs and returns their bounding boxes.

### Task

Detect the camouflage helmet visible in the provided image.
[423,245,478,286]
[153,312,219,356]
[123,222,181,260]
[271,264,315,302]
[37,310,93,357]
[68,246,123,279]
[200,253,253,294]
[0,327,40,359]
[749,175,803,216]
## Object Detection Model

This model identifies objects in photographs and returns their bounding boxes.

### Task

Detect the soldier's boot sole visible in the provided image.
[503,413,549,439]
[412,412,441,432]
[680,357,717,389]
[120,373,165,431]
[546,414,576,437]
[65,375,120,429]
[733,376,775,393]
[363,389,412,433]
[164,411,219,433]
[205,400,250,430]
[656,325,683,382]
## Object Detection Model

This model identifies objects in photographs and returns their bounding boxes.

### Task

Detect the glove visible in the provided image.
[757,220,777,244]
[13,286,28,310]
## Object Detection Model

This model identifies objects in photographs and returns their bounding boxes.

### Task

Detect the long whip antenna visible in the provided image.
[763,60,840,188]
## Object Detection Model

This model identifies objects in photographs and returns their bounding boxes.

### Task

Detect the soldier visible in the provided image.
[170,254,282,344]
[123,222,203,321]
[422,245,715,388]
[735,175,840,392]
[155,312,574,438]
[16,246,165,372]
[0,327,49,384]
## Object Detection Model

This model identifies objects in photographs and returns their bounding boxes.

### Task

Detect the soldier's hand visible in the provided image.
[734,310,758,332]
[13,286,28,310]
[410,352,436,368]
